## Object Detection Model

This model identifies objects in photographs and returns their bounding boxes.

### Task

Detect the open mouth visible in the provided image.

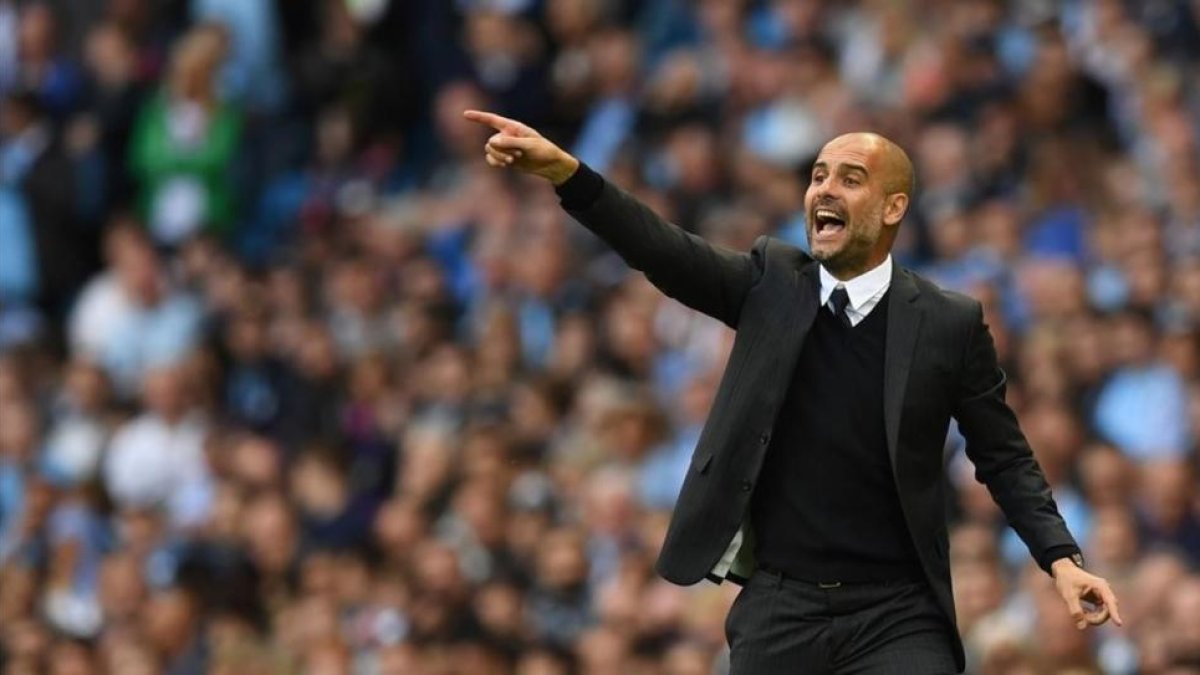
[813,208,847,235]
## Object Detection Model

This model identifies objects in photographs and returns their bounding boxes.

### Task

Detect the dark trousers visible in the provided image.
[726,569,958,674]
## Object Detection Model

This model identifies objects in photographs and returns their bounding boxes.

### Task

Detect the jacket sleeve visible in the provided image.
[557,163,763,329]
[952,301,1081,573]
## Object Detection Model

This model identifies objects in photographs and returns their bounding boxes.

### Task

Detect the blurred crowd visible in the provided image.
[1,0,1200,673]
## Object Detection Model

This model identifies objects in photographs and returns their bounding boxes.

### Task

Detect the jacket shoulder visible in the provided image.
[907,269,982,321]
[753,235,811,272]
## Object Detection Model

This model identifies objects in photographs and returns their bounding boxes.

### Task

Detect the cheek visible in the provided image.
[851,198,882,226]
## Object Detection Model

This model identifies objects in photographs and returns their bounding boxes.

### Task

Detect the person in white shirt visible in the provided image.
[69,224,203,399]
[103,365,213,530]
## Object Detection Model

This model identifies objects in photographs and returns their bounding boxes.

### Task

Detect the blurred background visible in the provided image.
[0,0,1199,673]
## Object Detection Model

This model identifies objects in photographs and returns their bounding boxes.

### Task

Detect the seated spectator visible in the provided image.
[0,399,40,561]
[141,584,206,674]
[41,359,113,486]
[69,224,204,397]
[103,365,213,531]
[527,528,593,649]
[219,301,289,435]
[245,104,387,262]
[1135,459,1200,564]
[1093,309,1190,461]
[289,448,378,553]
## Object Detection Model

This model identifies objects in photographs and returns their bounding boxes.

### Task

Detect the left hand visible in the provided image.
[1051,558,1123,630]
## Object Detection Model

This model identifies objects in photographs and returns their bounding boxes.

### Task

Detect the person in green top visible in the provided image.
[130,24,241,246]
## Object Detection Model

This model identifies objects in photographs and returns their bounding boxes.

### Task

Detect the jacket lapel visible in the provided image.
[790,260,822,340]
[883,267,922,480]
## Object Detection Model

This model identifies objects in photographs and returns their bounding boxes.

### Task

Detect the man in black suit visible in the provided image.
[463,110,1122,674]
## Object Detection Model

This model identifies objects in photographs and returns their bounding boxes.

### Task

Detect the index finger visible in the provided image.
[463,110,520,133]
[1098,586,1123,627]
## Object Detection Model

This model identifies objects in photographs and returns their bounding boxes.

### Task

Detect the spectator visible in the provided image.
[130,24,240,246]
[1135,459,1200,563]
[0,399,40,561]
[0,90,94,317]
[41,359,113,486]
[527,528,593,649]
[14,2,85,120]
[78,21,149,214]
[1093,309,1191,461]
[103,365,213,531]
[218,301,288,435]
[190,0,285,115]
[69,224,204,397]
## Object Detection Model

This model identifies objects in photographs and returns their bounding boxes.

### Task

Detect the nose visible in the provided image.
[813,178,839,202]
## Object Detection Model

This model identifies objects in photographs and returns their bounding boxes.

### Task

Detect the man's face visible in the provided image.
[804,136,900,275]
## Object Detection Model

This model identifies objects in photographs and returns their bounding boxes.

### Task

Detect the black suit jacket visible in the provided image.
[559,167,1079,670]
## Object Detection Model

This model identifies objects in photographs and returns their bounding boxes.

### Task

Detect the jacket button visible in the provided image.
[759,433,770,445]
[741,480,752,492]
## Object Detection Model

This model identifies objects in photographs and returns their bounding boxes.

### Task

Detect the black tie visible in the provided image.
[828,287,852,327]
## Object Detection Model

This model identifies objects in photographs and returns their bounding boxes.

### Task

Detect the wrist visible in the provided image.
[546,152,580,186]
[1051,552,1085,578]
[1051,558,1073,578]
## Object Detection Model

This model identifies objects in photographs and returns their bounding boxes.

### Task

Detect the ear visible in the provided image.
[883,193,909,227]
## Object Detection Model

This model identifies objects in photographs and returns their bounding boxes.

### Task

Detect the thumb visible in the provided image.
[1063,588,1086,630]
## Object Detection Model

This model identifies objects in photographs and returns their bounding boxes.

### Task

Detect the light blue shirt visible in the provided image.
[573,97,635,174]
[639,425,702,510]
[0,126,48,303]
[1093,363,1190,461]
[101,294,205,395]
[192,0,285,112]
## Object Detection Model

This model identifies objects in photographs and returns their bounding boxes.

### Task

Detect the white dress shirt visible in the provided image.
[818,255,893,326]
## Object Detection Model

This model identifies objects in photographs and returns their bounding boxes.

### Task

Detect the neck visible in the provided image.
[823,252,889,282]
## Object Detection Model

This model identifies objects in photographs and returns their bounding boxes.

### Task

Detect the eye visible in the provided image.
[844,176,860,187]
[812,173,825,184]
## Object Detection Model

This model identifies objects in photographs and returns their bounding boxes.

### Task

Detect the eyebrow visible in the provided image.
[812,161,869,176]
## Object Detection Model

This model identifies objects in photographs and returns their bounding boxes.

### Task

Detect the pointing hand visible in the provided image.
[462,110,580,185]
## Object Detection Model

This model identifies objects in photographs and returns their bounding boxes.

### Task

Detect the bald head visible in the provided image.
[823,132,915,199]
[805,132,915,279]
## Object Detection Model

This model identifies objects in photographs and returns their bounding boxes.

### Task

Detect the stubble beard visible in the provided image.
[812,219,878,279]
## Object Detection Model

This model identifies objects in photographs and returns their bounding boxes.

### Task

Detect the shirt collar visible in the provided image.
[818,255,893,310]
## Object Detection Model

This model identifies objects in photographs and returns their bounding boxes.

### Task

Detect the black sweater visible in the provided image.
[751,291,924,583]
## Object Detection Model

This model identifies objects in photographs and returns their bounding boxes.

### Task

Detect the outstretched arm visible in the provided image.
[463,110,761,328]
